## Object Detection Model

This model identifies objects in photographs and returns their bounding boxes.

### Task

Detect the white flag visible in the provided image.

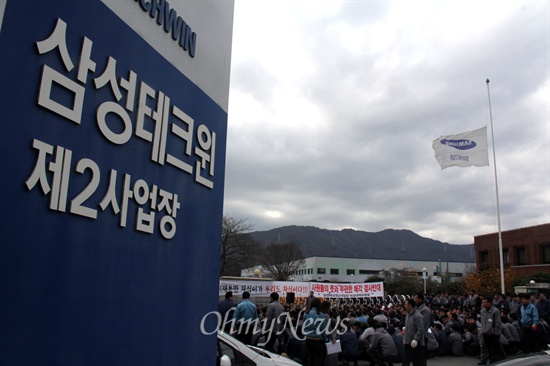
[432,126,489,169]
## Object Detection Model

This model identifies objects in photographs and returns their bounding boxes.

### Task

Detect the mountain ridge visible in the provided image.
[248,225,475,263]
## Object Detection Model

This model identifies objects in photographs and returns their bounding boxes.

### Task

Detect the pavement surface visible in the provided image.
[346,349,550,366]
[342,355,480,366]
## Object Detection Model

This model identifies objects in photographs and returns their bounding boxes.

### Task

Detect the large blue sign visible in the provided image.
[0,1,230,364]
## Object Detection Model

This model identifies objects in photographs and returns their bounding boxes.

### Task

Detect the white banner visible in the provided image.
[432,126,489,169]
[219,280,384,298]
[219,280,310,297]
[310,282,384,298]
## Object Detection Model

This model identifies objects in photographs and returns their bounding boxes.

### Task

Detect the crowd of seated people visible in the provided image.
[223,290,550,366]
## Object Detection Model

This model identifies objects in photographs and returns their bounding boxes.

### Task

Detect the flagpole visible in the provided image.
[486,79,505,294]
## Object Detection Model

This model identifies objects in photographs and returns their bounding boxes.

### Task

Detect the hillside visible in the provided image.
[249,226,475,263]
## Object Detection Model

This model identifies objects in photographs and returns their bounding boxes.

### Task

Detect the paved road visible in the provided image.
[348,349,550,366]
[349,356,479,366]
[350,355,480,366]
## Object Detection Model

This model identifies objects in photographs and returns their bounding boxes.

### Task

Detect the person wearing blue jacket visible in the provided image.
[232,291,259,345]
[520,293,540,354]
[303,297,327,366]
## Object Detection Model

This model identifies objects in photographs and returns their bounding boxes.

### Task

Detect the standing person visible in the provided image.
[535,292,550,350]
[232,291,258,345]
[414,292,431,366]
[535,293,550,323]
[303,297,327,366]
[499,293,510,313]
[479,297,505,365]
[509,294,521,317]
[519,293,540,354]
[219,291,236,333]
[402,299,424,366]
[264,292,284,353]
[493,294,502,311]
[466,290,478,308]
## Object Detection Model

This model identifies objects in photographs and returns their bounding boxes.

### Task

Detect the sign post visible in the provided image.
[0,1,233,364]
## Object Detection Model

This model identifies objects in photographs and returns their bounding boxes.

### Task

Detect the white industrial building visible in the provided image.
[241,256,475,283]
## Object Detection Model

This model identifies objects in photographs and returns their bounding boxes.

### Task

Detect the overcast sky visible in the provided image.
[223,0,549,244]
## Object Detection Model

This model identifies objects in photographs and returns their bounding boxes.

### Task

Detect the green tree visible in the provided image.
[512,272,550,287]
[435,277,466,295]
[383,267,423,295]
[365,276,384,283]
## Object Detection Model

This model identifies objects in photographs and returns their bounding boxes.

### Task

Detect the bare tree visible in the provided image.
[220,216,260,276]
[259,242,305,281]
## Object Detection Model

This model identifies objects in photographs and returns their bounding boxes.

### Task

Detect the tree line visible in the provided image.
[220,215,305,280]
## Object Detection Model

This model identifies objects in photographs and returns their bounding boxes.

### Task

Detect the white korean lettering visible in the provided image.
[96,102,133,144]
[94,56,122,101]
[151,92,170,164]
[160,215,176,239]
[165,105,194,174]
[26,139,54,194]
[120,70,137,112]
[36,18,74,72]
[99,169,121,214]
[135,81,155,141]
[133,179,150,205]
[194,124,215,189]
[156,189,180,218]
[119,174,133,228]
[136,208,155,234]
[38,65,85,124]
[48,145,72,212]
[69,158,100,219]
[77,37,96,84]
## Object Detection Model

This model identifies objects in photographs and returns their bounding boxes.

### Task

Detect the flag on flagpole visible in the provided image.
[432,126,489,169]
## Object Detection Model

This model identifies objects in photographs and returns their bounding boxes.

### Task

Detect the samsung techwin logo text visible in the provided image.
[135,0,197,58]
[440,139,477,150]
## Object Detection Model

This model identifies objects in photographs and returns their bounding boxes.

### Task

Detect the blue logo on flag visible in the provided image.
[440,139,476,150]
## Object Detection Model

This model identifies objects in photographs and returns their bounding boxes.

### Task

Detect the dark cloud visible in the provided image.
[225,1,549,244]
